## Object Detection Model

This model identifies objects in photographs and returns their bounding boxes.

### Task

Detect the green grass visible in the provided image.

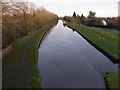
[105,72,119,89]
[2,21,57,88]
[67,22,120,63]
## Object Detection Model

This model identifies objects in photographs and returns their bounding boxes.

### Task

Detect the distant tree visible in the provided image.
[86,11,96,26]
[77,14,80,18]
[94,18,103,26]
[81,14,84,17]
[63,16,68,21]
[73,12,77,18]
[117,16,120,30]
[79,14,86,24]
[88,11,96,18]
[104,16,120,29]
[106,17,118,29]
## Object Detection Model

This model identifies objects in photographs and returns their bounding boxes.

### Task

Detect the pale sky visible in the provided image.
[27,0,119,17]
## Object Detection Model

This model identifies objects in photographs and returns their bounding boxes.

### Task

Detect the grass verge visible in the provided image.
[66,22,119,63]
[105,72,119,89]
[2,20,58,88]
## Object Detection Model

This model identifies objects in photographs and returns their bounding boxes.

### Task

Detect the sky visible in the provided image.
[27,0,119,17]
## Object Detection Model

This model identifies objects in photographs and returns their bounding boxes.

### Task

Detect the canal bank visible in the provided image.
[38,20,118,88]
[66,22,119,63]
[2,21,58,88]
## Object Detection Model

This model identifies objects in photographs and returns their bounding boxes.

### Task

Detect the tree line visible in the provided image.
[64,11,120,30]
[2,0,58,48]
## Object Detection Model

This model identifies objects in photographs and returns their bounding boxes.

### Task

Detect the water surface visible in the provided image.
[38,20,118,88]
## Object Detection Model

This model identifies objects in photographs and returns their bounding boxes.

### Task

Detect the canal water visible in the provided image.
[38,20,118,88]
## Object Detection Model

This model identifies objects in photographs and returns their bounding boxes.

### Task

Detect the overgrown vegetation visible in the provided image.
[105,72,119,89]
[64,11,120,29]
[2,0,58,48]
[2,20,58,88]
[67,22,119,63]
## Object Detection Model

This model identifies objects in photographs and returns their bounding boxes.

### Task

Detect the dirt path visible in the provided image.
[15,37,34,88]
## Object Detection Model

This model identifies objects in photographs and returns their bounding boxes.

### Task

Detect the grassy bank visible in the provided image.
[67,22,119,63]
[105,72,119,89]
[2,20,58,88]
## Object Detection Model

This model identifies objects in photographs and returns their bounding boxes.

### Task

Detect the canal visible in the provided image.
[38,20,118,88]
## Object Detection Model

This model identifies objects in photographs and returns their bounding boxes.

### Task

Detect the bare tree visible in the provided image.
[2,0,58,48]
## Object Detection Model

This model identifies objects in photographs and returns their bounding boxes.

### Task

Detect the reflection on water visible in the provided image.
[38,20,118,88]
